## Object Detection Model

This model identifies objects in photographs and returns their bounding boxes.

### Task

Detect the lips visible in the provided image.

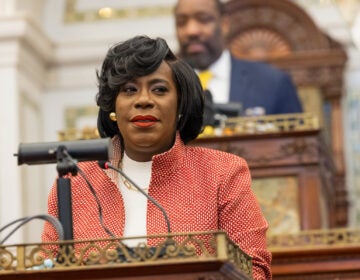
[131,115,158,128]
[186,42,206,54]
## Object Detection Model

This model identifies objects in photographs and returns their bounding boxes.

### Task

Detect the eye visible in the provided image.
[120,84,137,95]
[175,16,187,27]
[152,86,168,95]
[196,14,215,24]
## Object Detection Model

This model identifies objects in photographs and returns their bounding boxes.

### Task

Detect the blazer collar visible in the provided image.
[107,133,185,184]
[229,55,250,103]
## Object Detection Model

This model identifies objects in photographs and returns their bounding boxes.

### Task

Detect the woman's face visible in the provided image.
[115,61,179,162]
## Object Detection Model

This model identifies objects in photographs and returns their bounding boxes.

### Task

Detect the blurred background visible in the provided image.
[0,0,360,244]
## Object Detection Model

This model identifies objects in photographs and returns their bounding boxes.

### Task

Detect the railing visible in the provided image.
[218,113,319,136]
[58,113,320,141]
[0,231,252,278]
[268,227,360,251]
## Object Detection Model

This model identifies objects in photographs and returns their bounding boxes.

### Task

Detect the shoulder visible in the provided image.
[77,161,103,173]
[183,145,251,186]
[231,55,288,78]
[185,145,248,169]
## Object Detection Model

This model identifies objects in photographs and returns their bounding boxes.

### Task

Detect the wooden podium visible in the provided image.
[191,114,347,231]
[0,231,252,280]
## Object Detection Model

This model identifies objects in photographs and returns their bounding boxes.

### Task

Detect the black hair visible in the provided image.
[96,35,204,146]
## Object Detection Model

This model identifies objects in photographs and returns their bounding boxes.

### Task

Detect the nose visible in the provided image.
[182,19,202,38]
[134,89,154,109]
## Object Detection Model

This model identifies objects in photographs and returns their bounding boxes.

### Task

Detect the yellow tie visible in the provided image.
[198,70,213,90]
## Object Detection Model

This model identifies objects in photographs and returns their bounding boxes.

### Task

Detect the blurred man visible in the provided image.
[174,0,303,116]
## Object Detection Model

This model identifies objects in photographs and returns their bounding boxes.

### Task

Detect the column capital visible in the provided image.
[0,15,53,88]
[0,14,53,66]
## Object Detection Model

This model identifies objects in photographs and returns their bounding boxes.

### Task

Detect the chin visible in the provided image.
[187,55,210,69]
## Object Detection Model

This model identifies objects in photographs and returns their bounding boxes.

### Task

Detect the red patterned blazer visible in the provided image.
[42,134,271,279]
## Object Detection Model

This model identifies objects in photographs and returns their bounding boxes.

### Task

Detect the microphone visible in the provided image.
[98,161,171,234]
[15,138,113,165]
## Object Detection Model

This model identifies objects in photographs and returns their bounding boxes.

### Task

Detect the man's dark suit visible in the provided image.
[229,56,303,115]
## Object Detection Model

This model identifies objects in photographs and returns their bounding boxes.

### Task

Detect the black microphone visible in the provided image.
[15,138,113,165]
[98,161,171,234]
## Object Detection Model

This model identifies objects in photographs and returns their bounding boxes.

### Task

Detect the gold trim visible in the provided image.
[225,113,319,134]
[0,231,252,278]
[268,227,360,251]
[58,127,99,141]
[59,105,99,141]
[64,0,173,23]
[199,112,319,138]
[58,112,320,141]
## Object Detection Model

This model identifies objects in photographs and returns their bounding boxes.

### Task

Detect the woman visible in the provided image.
[42,36,271,279]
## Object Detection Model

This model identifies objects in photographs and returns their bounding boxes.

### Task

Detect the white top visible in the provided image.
[118,153,152,247]
[198,50,231,104]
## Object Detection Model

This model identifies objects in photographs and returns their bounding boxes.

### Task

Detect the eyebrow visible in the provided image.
[126,78,170,85]
[147,78,171,86]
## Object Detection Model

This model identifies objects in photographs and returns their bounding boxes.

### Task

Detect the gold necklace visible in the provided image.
[121,175,148,192]
[119,162,149,192]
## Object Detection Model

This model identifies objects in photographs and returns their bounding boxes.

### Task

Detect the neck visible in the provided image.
[122,134,177,162]
[124,151,153,162]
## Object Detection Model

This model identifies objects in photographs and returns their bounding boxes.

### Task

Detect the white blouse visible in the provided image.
[118,152,152,247]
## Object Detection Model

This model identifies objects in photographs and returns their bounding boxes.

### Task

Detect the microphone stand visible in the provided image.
[56,146,76,261]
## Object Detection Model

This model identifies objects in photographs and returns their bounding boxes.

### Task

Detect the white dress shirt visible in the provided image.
[200,50,231,104]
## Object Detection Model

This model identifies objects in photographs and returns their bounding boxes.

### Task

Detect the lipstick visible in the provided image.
[131,115,158,128]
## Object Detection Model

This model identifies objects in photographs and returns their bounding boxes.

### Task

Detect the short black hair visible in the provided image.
[96,35,204,145]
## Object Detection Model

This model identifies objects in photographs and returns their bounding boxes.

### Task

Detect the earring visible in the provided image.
[178,114,183,121]
[109,112,117,121]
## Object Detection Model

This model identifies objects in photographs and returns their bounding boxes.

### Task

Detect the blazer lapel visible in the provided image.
[229,56,250,104]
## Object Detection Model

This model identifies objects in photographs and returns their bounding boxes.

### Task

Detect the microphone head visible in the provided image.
[16,138,113,165]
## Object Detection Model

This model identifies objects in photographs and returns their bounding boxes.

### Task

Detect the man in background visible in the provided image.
[174,0,303,116]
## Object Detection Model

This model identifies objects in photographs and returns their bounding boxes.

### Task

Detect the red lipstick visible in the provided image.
[131,115,158,128]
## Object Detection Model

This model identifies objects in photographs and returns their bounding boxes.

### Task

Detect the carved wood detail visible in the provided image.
[225,0,331,55]
[230,28,291,60]
[215,138,319,167]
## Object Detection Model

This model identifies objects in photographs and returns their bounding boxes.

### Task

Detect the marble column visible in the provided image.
[0,14,52,243]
